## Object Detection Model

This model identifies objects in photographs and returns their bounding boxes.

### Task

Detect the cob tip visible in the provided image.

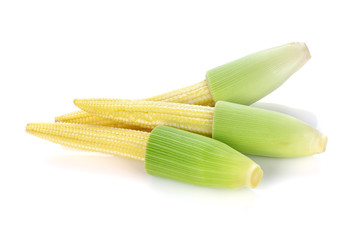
[26,123,47,137]
[247,164,263,188]
[26,123,35,134]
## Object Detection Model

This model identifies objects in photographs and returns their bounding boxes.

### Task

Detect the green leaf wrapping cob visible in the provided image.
[73,99,327,158]
[56,42,310,127]
[26,123,262,189]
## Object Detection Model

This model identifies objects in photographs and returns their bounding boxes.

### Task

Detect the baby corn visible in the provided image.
[75,99,214,136]
[74,99,327,158]
[56,42,310,126]
[55,80,213,127]
[26,123,262,189]
[26,122,149,161]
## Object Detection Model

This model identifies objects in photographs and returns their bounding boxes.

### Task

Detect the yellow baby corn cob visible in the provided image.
[74,99,214,136]
[55,81,213,127]
[74,99,327,158]
[54,110,152,131]
[26,123,263,189]
[72,99,213,136]
[26,123,149,161]
[56,42,310,126]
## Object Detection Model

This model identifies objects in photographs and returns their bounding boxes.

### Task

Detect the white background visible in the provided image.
[1,1,351,239]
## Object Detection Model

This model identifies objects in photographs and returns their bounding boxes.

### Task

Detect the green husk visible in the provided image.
[212,101,327,157]
[145,126,262,189]
[206,42,311,105]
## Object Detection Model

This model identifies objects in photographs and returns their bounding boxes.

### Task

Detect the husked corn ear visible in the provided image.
[74,99,327,157]
[56,42,310,127]
[55,110,122,127]
[74,99,214,136]
[54,110,151,131]
[26,123,149,161]
[26,123,263,189]
[55,80,214,126]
